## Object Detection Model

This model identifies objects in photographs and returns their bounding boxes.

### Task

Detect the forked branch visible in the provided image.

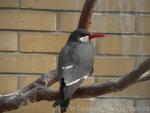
[0,0,150,112]
[0,57,150,112]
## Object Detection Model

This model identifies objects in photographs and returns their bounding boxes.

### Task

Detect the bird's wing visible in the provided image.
[58,42,94,85]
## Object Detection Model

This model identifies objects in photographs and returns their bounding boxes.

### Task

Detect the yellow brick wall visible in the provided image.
[0,0,149,113]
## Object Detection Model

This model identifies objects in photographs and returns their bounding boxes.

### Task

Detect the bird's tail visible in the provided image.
[60,98,70,113]
[53,78,70,113]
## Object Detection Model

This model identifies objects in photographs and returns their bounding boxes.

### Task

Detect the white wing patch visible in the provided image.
[65,75,88,86]
[62,65,74,70]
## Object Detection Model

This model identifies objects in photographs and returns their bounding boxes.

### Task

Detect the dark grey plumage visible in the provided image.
[54,29,95,113]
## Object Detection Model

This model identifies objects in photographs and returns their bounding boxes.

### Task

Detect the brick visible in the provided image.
[0,31,17,51]
[97,0,150,12]
[97,36,150,55]
[138,16,150,34]
[90,14,134,33]
[6,101,53,113]
[60,13,80,32]
[0,76,17,94]
[19,32,96,53]
[60,13,134,33]
[97,0,124,11]
[90,98,134,113]
[0,0,18,8]
[123,0,142,12]
[135,99,150,113]
[20,0,150,13]
[0,54,56,74]
[18,75,41,89]
[140,0,150,12]
[96,78,150,98]
[125,0,150,12]
[67,99,92,113]
[0,10,56,31]
[20,32,68,53]
[94,57,134,76]
[20,0,85,10]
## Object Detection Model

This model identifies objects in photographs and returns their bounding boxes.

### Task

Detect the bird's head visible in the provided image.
[68,29,104,42]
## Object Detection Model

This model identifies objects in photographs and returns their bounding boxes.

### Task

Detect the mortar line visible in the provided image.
[0,7,150,15]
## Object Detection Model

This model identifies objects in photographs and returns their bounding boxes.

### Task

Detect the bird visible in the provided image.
[53,29,104,113]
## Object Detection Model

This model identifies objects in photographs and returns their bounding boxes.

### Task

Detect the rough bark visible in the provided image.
[21,69,58,93]
[0,57,150,112]
[78,0,97,30]
[0,0,150,112]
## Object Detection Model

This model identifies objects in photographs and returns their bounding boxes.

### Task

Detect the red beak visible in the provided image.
[89,32,105,40]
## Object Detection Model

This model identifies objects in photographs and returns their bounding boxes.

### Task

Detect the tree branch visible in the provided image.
[0,0,150,112]
[21,69,58,93]
[0,57,150,112]
[138,70,150,82]
[78,0,97,30]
